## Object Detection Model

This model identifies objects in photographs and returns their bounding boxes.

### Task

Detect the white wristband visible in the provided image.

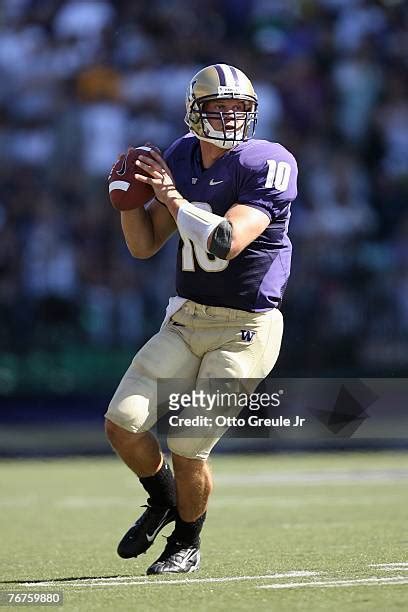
[176,202,225,251]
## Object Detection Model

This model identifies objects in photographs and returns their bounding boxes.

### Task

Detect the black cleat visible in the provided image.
[146,536,200,575]
[117,505,176,559]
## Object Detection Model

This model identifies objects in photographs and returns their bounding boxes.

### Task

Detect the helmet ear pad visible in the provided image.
[188,103,201,127]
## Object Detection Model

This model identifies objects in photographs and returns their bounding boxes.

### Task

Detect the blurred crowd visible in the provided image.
[0,0,407,385]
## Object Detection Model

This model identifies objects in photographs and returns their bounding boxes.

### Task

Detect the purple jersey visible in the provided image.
[165,134,298,312]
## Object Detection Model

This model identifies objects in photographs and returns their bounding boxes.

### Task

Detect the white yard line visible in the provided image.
[374,568,408,572]
[20,573,408,591]
[0,493,404,510]
[17,564,408,591]
[259,576,408,590]
[215,469,408,486]
[27,492,404,511]
[369,563,408,568]
[211,494,406,508]
[22,571,320,588]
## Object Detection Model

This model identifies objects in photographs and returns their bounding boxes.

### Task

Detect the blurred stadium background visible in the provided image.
[0,0,407,456]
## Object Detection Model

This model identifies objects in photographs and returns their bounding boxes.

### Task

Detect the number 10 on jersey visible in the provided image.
[180,202,229,273]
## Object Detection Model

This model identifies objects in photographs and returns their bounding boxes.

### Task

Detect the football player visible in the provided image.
[105,64,298,574]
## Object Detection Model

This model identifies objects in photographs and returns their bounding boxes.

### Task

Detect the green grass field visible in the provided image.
[1,452,407,611]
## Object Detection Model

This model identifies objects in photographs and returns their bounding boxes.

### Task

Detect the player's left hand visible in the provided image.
[134,149,178,207]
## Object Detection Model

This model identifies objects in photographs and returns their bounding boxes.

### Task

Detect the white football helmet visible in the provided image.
[185,64,258,149]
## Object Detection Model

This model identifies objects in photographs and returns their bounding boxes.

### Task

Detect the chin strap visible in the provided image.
[196,134,237,150]
[201,117,245,149]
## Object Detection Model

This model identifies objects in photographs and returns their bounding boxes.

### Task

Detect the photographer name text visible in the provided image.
[168,415,306,428]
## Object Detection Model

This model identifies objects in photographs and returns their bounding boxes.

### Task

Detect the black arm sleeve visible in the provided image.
[208,219,233,260]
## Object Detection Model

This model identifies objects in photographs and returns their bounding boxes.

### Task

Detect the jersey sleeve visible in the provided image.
[236,142,298,221]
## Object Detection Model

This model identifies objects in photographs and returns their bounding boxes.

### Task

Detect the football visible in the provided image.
[108,146,155,210]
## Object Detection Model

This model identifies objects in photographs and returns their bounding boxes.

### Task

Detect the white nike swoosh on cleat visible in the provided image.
[146,510,172,543]
[171,549,200,570]
[209,179,223,186]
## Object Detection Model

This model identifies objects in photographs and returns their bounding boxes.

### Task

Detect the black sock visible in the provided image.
[139,460,176,508]
[173,512,206,546]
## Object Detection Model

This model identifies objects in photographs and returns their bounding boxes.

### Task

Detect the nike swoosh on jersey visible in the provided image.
[209,179,223,185]
[146,510,172,542]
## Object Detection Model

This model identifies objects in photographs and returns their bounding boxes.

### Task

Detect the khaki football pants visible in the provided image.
[105,300,283,460]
